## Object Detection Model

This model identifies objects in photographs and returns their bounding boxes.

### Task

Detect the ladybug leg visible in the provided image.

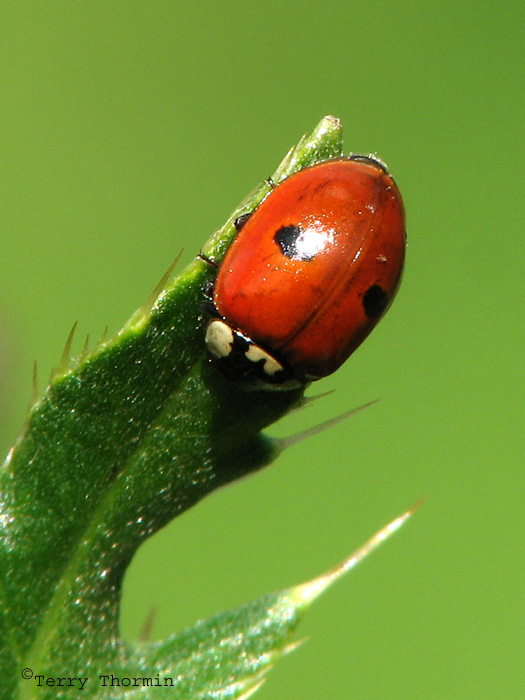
[201,297,217,316]
[234,177,276,232]
[233,212,252,231]
[234,176,276,232]
[349,153,389,174]
[197,252,219,268]
[200,274,218,316]
[197,253,218,312]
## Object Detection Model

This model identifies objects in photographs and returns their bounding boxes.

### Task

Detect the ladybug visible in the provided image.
[204,155,406,389]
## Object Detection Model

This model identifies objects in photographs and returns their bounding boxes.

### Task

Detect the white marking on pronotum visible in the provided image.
[205,320,235,359]
[245,344,283,376]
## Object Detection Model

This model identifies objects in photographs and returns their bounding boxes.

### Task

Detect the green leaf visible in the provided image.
[0,116,410,699]
[121,506,415,700]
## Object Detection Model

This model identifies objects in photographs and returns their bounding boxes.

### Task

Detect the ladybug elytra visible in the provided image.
[205,155,406,389]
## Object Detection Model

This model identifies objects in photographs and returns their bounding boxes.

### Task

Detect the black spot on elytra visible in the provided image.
[363,285,388,318]
[274,224,315,261]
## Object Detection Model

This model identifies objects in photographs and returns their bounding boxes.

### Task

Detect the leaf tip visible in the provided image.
[317,114,342,136]
[276,399,380,451]
[53,320,78,380]
[236,679,266,700]
[117,251,184,340]
[26,360,39,412]
[292,500,422,607]
[144,250,184,314]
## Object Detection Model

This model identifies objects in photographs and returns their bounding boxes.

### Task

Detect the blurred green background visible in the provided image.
[1,2,522,698]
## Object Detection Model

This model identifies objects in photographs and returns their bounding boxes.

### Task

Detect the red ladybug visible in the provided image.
[205,155,406,389]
